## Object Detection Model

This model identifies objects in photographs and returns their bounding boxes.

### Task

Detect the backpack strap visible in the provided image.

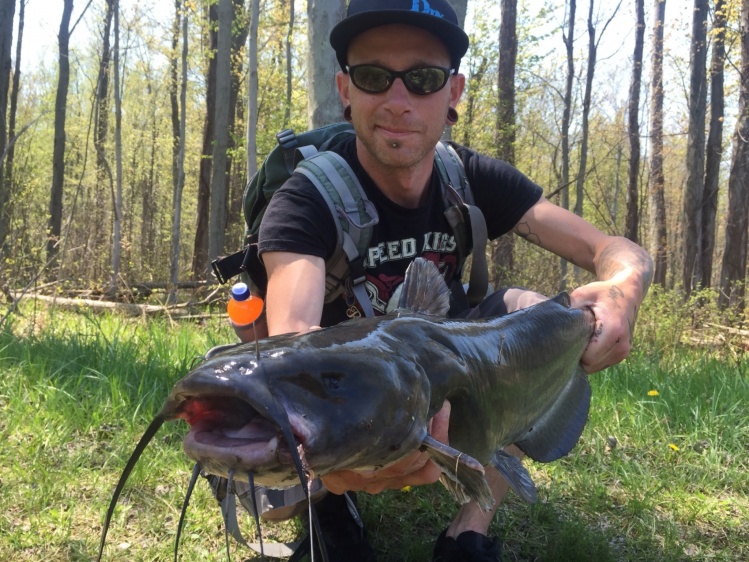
[434,142,489,306]
[295,151,379,317]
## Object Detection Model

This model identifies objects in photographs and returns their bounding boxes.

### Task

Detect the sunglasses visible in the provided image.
[346,64,454,96]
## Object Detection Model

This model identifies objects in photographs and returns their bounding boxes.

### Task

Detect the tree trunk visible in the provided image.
[246,0,260,185]
[94,1,113,187]
[87,0,114,278]
[575,0,599,221]
[192,2,218,278]
[110,0,122,294]
[307,0,345,128]
[0,0,20,258]
[648,0,668,288]
[491,0,518,287]
[141,112,157,266]
[625,0,645,243]
[208,0,233,262]
[559,0,576,289]
[496,0,517,165]
[169,0,181,198]
[682,0,709,295]
[701,0,726,289]
[225,0,250,248]
[47,0,74,267]
[719,0,749,311]
[168,8,189,304]
[461,55,487,148]
[284,0,295,127]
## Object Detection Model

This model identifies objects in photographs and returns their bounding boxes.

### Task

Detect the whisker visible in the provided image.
[96,415,165,562]
[247,471,264,558]
[222,470,235,562]
[174,463,202,562]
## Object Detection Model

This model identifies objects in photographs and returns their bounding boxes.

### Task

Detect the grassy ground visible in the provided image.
[0,296,747,561]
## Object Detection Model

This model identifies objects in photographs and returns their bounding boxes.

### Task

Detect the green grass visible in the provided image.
[0,301,747,561]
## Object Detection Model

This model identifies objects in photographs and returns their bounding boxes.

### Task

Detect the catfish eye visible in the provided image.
[321,372,344,391]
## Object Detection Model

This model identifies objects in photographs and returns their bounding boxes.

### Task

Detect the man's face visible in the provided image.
[337,24,464,173]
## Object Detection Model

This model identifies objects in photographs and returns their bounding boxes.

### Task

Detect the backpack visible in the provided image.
[211,122,488,317]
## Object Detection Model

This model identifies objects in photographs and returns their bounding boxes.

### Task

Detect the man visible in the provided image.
[242,0,653,560]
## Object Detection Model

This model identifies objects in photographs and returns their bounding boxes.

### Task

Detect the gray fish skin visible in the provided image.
[161,259,595,506]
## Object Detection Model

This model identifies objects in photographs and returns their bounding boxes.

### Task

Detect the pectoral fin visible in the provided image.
[490,449,538,503]
[421,435,493,511]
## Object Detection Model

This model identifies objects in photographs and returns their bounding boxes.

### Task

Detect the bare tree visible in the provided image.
[284,0,295,127]
[246,0,259,183]
[208,0,233,262]
[192,1,218,278]
[625,0,645,242]
[84,0,114,277]
[47,0,75,267]
[168,7,188,304]
[491,0,518,287]
[109,0,123,294]
[307,0,345,127]
[169,0,181,199]
[6,0,23,176]
[496,0,517,165]
[560,0,576,288]
[682,0,709,295]
[648,0,668,288]
[719,0,749,310]
[94,0,114,201]
[701,0,726,289]
[225,0,250,244]
[0,0,20,258]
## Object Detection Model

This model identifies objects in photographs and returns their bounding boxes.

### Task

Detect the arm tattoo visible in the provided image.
[513,221,541,246]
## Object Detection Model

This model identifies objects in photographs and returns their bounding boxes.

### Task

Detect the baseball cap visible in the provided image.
[330,0,469,71]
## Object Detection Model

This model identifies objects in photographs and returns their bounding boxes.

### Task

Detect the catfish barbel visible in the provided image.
[97,258,595,560]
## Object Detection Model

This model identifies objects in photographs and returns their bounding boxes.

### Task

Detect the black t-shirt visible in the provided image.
[258,135,543,326]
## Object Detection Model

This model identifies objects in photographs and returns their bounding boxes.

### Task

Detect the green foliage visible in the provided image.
[636,284,746,362]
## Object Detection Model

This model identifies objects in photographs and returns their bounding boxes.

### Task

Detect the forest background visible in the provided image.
[0,0,748,313]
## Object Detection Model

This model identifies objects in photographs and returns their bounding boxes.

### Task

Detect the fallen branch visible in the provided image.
[705,323,749,337]
[12,292,223,318]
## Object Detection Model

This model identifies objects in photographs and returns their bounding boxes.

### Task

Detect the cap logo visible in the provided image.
[411,0,444,18]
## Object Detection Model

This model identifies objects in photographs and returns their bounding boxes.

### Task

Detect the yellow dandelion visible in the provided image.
[648,389,660,396]
[668,443,679,451]
[401,486,412,493]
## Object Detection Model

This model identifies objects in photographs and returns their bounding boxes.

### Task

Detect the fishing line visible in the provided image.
[253,320,260,362]
[174,463,202,562]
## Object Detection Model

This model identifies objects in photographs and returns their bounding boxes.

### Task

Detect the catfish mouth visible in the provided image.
[179,395,298,480]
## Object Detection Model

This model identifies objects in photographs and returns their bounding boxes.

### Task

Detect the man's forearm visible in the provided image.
[594,236,654,303]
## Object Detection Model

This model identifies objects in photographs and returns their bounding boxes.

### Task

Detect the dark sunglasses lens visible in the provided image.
[404,67,449,94]
[351,66,392,93]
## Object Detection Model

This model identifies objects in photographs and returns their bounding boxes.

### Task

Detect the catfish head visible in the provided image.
[161,320,432,488]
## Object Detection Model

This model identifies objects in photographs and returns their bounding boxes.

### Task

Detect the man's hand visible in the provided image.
[321,400,451,495]
[570,279,637,373]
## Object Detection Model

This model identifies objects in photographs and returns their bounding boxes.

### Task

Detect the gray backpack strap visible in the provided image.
[434,142,489,306]
[296,151,378,317]
[435,142,474,204]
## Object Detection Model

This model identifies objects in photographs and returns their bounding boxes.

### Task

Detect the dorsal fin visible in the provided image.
[397,258,451,317]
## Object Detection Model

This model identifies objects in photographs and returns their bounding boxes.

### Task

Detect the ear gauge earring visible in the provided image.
[447,107,459,125]
[343,105,352,122]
